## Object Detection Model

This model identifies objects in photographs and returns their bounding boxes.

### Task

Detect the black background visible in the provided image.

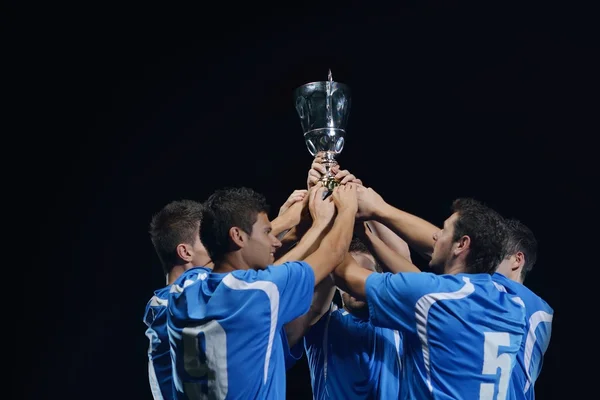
[9,3,595,399]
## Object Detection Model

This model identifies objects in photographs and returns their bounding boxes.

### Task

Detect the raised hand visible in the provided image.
[307,152,362,189]
[356,185,387,220]
[278,189,308,217]
[307,153,328,189]
[331,182,359,215]
[308,183,336,225]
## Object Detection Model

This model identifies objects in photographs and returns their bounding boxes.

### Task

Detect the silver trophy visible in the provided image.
[294,70,351,191]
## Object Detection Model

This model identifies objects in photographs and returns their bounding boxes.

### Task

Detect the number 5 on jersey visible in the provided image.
[480,332,513,400]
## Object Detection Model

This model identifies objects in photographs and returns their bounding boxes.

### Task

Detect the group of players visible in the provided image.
[143,155,553,399]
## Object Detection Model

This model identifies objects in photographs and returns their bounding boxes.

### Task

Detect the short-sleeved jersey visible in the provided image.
[492,273,554,399]
[365,272,526,400]
[167,262,315,400]
[304,302,402,399]
[144,285,175,400]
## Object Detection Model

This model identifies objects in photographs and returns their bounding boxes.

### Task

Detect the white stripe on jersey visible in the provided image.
[222,274,280,385]
[170,272,209,294]
[415,276,475,393]
[523,310,553,393]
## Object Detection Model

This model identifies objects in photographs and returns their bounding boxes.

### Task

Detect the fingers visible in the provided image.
[307,169,321,187]
[339,173,357,185]
[310,162,327,175]
[334,169,362,185]
[280,189,308,211]
[288,189,307,203]
[309,182,324,203]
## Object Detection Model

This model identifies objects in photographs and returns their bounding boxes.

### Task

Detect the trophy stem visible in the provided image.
[320,151,339,192]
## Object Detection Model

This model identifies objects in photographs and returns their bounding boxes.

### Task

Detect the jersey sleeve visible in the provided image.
[365,272,466,333]
[255,261,316,325]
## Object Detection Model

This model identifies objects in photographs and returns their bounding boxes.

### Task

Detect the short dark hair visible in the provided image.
[451,198,508,275]
[201,187,270,262]
[504,218,538,281]
[149,199,204,275]
[349,237,381,273]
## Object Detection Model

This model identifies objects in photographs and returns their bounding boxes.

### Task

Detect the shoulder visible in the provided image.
[233,261,314,283]
[173,267,211,287]
[491,273,553,313]
[149,285,171,303]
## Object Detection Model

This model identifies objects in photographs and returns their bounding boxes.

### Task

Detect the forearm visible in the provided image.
[373,203,439,260]
[333,253,372,301]
[271,213,298,237]
[311,209,356,283]
[366,220,412,261]
[364,230,420,274]
[275,221,329,265]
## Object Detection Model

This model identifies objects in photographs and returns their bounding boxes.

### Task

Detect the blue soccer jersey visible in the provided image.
[304,302,403,399]
[143,268,212,400]
[492,273,553,399]
[167,262,315,400]
[365,272,526,400]
[144,285,174,400]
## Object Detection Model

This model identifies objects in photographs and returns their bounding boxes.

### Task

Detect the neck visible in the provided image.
[212,252,252,274]
[498,270,524,284]
[166,261,213,285]
[444,259,467,275]
[166,264,187,285]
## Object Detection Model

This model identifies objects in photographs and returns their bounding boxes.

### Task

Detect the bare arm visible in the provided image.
[357,186,439,260]
[271,200,305,237]
[374,203,438,260]
[274,219,329,265]
[304,184,358,286]
[362,224,420,273]
[333,253,373,301]
[366,220,412,261]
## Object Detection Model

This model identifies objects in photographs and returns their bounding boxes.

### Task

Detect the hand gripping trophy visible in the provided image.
[294,70,351,193]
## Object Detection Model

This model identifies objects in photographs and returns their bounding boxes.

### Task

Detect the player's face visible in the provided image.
[245,212,282,270]
[341,252,377,314]
[430,213,458,274]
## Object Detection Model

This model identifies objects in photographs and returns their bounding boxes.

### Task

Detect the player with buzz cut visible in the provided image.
[143,199,213,400]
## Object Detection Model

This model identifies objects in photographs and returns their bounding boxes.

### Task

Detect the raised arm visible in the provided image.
[356,185,439,260]
[271,190,308,238]
[303,183,358,285]
[280,184,352,347]
[356,222,420,274]
[333,253,374,301]
[366,220,412,262]
[275,185,335,265]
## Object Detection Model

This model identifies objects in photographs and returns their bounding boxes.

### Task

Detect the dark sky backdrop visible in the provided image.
[11,3,596,399]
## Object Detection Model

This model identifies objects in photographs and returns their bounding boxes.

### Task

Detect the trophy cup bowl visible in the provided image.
[294,72,351,192]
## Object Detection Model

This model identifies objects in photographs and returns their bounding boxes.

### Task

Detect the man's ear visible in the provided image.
[176,243,193,262]
[453,235,471,257]
[512,251,525,272]
[229,226,246,249]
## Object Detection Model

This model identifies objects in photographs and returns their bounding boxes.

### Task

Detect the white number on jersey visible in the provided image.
[479,332,512,400]
[182,321,228,400]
